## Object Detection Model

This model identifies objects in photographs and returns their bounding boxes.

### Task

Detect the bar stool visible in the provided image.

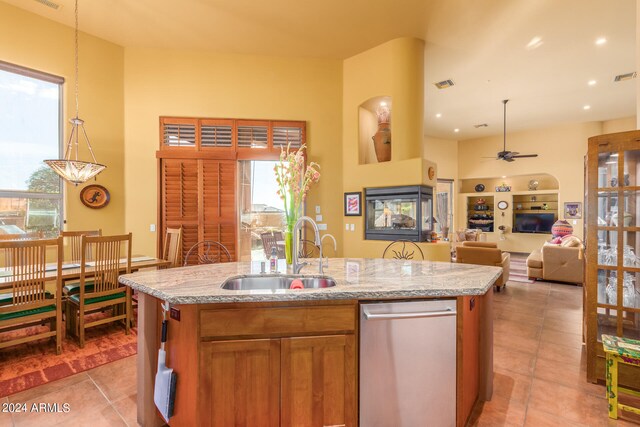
[602,334,640,419]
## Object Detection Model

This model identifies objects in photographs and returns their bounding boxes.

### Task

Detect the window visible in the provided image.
[0,61,63,237]
[238,160,286,261]
[435,179,454,239]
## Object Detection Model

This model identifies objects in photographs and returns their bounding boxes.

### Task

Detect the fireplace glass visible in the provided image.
[365,186,433,241]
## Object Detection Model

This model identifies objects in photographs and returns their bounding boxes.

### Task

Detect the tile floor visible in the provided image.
[1,280,639,426]
[469,280,640,426]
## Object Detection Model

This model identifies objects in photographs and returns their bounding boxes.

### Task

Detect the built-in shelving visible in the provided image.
[466,195,494,232]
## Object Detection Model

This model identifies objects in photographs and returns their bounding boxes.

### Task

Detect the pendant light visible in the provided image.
[44,0,106,185]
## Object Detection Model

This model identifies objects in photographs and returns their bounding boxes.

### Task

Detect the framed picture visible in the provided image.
[344,192,362,216]
[564,202,582,219]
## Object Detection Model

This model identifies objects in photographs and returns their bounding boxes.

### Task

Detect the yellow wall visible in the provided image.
[342,38,432,258]
[455,119,637,252]
[0,2,125,236]
[123,48,343,256]
[603,116,637,134]
[424,136,458,180]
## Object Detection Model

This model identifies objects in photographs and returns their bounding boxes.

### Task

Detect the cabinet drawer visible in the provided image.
[200,305,356,339]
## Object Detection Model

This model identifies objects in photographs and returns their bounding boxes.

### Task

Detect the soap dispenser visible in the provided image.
[269,246,278,273]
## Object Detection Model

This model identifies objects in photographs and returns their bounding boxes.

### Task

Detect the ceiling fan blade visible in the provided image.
[503,157,515,162]
[511,154,538,158]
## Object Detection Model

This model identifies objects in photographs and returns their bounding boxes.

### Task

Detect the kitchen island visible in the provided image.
[120,258,501,427]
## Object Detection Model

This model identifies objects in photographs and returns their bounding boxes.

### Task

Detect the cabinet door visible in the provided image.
[199,339,280,427]
[281,335,356,427]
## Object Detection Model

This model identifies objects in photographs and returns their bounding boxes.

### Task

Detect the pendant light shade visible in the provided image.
[44,0,105,185]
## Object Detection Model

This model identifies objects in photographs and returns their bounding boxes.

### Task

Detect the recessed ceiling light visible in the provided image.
[583,105,591,110]
[501,176,507,179]
[526,36,543,50]
[588,80,597,86]
[453,128,460,133]
[595,37,607,46]
[435,113,442,118]
[380,101,387,106]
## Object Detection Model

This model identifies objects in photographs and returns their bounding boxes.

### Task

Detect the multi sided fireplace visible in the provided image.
[364,185,433,241]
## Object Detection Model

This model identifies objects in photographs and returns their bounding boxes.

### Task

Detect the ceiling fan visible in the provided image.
[491,99,538,162]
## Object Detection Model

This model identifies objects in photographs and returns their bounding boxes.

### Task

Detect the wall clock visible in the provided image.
[80,184,110,209]
[474,184,485,192]
[497,200,509,210]
[428,167,435,180]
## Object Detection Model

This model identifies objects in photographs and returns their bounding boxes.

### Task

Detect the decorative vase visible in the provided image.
[372,122,391,162]
[284,218,296,265]
[611,211,633,227]
[551,220,573,238]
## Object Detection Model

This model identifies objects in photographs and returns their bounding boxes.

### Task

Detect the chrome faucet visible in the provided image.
[292,216,323,274]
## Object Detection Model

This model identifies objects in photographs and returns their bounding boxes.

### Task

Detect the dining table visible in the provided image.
[0,256,171,290]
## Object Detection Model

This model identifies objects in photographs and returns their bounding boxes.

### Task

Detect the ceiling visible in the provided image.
[3,0,636,140]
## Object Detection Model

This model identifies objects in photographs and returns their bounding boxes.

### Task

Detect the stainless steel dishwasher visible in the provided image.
[360,299,457,426]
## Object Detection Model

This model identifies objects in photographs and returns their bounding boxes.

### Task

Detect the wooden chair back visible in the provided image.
[80,234,132,300]
[0,237,63,354]
[261,232,278,258]
[0,237,62,309]
[184,241,231,266]
[382,240,425,260]
[163,227,183,267]
[298,239,320,258]
[61,229,102,263]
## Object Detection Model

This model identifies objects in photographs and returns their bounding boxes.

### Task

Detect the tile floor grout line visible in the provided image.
[87,373,133,427]
[86,374,130,427]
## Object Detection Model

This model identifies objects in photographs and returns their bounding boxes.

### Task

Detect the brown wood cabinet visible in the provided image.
[199,339,281,427]
[281,335,357,427]
[165,301,357,427]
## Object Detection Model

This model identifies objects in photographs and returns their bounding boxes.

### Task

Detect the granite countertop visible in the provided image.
[119,258,502,304]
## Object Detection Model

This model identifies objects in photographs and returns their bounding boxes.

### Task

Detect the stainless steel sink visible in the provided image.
[220,275,336,290]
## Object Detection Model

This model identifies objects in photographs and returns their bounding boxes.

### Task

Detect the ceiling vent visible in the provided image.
[474,123,488,128]
[434,79,455,89]
[614,72,637,82]
[33,0,61,10]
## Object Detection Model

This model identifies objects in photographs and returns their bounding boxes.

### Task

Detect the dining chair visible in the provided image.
[260,232,278,258]
[65,233,132,348]
[163,227,183,267]
[60,229,102,263]
[382,240,425,260]
[60,229,102,298]
[183,240,232,266]
[297,239,320,258]
[0,237,63,354]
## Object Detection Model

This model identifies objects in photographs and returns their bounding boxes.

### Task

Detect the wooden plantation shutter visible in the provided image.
[272,121,305,150]
[158,116,305,262]
[161,118,197,149]
[201,160,236,262]
[161,159,199,263]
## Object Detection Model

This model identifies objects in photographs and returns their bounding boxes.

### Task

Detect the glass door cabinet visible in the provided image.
[586,130,640,387]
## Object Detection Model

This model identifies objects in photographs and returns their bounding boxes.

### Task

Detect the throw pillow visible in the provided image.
[551,220,573,238]
[560,235,582,247]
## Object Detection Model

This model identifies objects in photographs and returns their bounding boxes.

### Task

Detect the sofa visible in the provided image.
[526,237,584,284]
[456,241,510,291]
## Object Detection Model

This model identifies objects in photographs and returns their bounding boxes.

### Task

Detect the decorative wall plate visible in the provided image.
[80,184,110,209]
[497,201,509,210]
[428,167,435,180]
[474,184,485,192]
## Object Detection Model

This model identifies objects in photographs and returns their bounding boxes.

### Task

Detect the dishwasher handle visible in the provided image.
[362,306,455,320]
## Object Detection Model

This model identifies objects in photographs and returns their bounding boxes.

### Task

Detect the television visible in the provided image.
[514,213,555,234]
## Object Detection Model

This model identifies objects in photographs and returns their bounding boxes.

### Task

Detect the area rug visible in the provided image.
[0,313,137,398]
[509,254,535,284]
